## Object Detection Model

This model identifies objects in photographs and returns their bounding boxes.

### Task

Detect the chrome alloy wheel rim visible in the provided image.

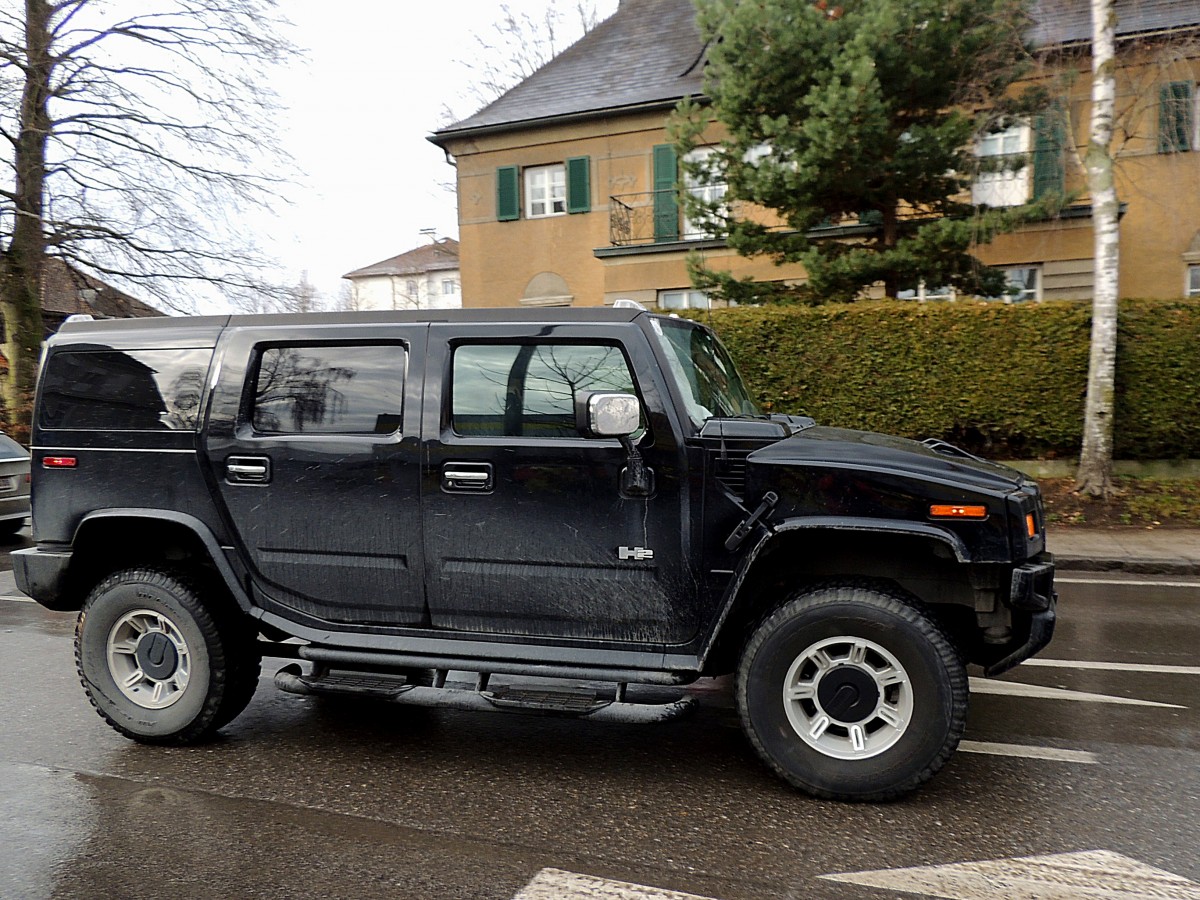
[106,609,192,709]
[782,636,913,760]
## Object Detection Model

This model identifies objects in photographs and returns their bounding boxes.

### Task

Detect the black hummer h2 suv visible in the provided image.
[16,307,1055,801]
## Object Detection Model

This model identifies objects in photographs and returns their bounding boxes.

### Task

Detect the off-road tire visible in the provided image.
[736,582,968,802]
[75,568,256,744]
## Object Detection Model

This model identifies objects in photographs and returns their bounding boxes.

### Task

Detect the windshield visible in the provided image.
[649,317,761,427]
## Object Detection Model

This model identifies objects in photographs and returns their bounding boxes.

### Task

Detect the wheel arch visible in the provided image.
[64,509,253,614]
[700,520,980,675]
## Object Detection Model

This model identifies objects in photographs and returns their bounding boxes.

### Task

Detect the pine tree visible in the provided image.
[676,0,1049,302]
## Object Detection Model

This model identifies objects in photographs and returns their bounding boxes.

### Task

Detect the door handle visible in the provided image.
[442,462,493,493]
[226,455,271,484]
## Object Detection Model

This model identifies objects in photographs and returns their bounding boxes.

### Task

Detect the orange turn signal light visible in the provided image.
[929,504,987,519]
[1026,513,1038,538]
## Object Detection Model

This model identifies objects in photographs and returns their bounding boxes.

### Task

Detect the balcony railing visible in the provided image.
[609,191,736,247]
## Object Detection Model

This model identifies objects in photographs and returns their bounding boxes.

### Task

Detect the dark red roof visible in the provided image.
[40,258,163,319]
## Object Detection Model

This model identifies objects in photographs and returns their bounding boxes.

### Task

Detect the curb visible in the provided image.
[1055,556,1200,577]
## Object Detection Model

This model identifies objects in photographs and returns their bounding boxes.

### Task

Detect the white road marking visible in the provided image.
[1026,658,1200,676]
[514,868,719,900]
[1057,576,1200,588]
[0,594,33,603]
[969,677,1185,708]
[820,849,1200,899]
[958,741,1098,764]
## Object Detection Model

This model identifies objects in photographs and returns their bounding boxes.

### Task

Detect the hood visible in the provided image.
[747,426,1029,494]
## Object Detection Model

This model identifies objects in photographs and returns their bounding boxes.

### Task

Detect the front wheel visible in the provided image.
[75,568,256,744]
[736,583,967,801]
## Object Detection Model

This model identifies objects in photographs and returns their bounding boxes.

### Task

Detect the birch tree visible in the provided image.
[1076,0,1119,497]
[0,1,295,436]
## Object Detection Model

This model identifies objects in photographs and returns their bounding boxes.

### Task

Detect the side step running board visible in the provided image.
[273,664,696,725]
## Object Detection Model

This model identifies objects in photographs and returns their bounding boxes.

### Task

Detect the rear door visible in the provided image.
[421,321,699,645]
[205,322,427,627]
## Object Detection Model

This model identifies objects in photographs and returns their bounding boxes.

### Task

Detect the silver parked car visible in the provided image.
[0,432,30,537]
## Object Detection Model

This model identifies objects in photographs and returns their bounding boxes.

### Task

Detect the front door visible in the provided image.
[421,322,697,645]
[207,323,427,627]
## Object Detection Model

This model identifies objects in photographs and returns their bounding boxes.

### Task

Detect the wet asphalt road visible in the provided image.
[1,538,1198,898]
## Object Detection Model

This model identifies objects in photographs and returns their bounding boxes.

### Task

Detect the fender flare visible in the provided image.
[697,517,971,669]
[74,508,254,613]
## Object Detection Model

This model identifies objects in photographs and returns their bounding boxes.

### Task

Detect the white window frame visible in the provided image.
[525,164,566,218]
[683,147,728,240]
[658,289,711,310]
[442,279,459,296]
[972,124,1031,208]
[1188,265,1200,297]
[1002,266,1041,302]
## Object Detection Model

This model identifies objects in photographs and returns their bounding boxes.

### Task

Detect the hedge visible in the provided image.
[684,299,1200,460]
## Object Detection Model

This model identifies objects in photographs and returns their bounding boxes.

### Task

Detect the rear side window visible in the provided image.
[452,343,639,438]
[251,344,405,435]
[0,434,26,457]
[39,349,211,431]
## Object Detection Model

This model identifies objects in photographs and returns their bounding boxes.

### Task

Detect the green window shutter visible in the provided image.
[566,156,591,214]
[1032,111,1065,200]
[496,166,520,221]
[1159,81,1194,153]
[652,144,679,242]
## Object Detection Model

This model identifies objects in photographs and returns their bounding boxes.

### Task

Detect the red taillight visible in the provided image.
[1026,513,1038,538]
[929,504,987,520]
[42,456,77,469]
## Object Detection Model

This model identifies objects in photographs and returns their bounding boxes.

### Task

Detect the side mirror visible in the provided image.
[575,391,641,438]
[575,391,654,497]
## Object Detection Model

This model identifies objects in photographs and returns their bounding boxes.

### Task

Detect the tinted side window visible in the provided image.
[251,344,405,435]
[452,343,637,438]
[39,349,211,431]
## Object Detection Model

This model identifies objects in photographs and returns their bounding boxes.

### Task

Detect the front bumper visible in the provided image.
[12,546,77,611]
[984,554,1057,676]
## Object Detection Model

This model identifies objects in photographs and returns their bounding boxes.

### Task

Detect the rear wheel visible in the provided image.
[75,568,257,744]
[736,583,967,801]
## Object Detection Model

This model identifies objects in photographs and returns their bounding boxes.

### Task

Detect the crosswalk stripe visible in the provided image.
[969,677,1185,708]
[514,868,719,900]
[1024,658,1200,676]
[958,740,1098,764]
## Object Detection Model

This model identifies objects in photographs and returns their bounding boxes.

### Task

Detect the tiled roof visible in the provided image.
[342,238,460,279]
[432,0,705,140]
[432,0,1200,141]
[40,257,163,319]
[1029,0,1200,47]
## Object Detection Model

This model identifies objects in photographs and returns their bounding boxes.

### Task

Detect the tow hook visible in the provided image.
[725,491,779,551]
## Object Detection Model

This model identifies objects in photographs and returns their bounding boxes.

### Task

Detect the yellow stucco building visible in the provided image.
[430,0,1200,309]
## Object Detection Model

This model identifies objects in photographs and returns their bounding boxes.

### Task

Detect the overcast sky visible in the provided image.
[263,0,620,309]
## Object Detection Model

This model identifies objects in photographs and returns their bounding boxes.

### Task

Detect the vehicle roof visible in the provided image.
[51,306,651,341]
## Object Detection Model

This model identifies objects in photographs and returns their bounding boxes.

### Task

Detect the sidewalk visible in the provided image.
[1048,527,1200,576]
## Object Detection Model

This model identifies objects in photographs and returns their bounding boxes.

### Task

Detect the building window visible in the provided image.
[972,124,1030,208]
[525,164,566,218]
[1188,265,1200,296]
[897,282,956,302]
[442,279,459,295]
[683,147,727,240]
[1160,81,1194,153]
[1002,266,1040,302]
[658,289,711,310]
[405,280,418,296]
